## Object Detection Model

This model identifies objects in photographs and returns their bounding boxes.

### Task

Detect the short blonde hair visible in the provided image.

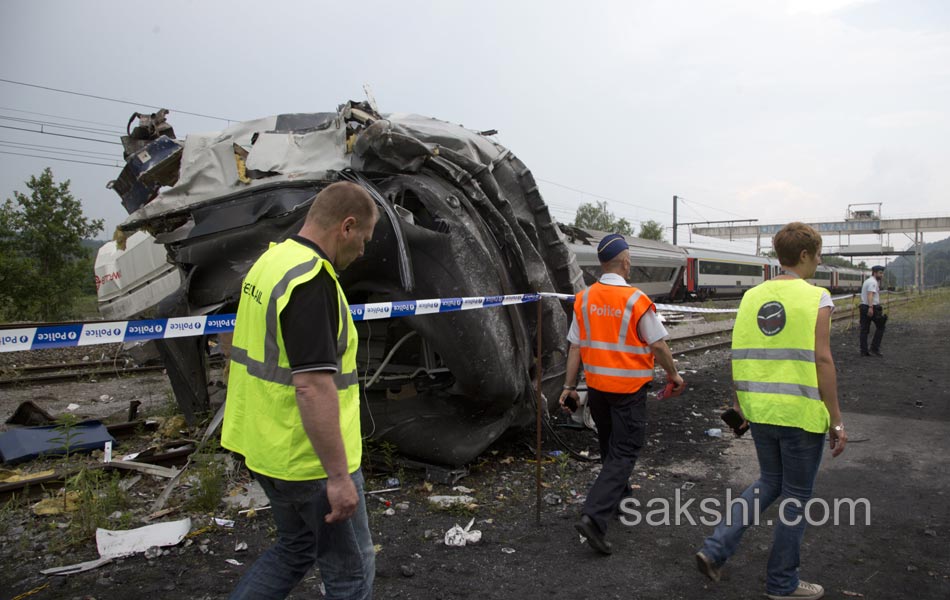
[773,222,822,267]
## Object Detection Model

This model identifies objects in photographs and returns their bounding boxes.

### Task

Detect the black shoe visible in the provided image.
[870,350,883,357]
[575,514,612,555]
[860,352,871,357]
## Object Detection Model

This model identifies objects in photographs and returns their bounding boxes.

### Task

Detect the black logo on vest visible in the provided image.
[756,301,786,336]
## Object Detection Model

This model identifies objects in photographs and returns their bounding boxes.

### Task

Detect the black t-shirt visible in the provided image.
[280,236,340,374]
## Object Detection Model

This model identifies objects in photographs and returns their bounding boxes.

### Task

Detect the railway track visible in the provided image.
[0,356,225,387]
[667,295,913,357]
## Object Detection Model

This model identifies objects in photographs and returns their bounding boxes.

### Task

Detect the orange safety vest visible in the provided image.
[574,282,656,393]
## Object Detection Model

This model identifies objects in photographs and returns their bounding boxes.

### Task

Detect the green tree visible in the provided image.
[637,219,666,242]
[573,200,633,236]
[0,168,103,321]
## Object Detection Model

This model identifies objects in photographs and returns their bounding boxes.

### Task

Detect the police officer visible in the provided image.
[559,233,685,555]
[695,222,847,600]
[859,265,886,357]
[223,182,379,600]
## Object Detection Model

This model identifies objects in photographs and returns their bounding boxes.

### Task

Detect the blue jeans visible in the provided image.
[699,423,824,595]
[230,468,375,600]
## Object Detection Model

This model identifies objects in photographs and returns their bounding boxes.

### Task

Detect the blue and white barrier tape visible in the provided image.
[0,290,872,353]
[0,294,541,353]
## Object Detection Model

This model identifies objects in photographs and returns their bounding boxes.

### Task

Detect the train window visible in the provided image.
[630,266,675,282]
[812,271,832,280]
[698,261,762,277]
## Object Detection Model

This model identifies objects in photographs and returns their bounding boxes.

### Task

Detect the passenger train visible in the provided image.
[562,226,868,301]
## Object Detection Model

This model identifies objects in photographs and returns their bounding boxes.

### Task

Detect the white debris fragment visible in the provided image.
[428,495,475,509]
[444,518,482,547]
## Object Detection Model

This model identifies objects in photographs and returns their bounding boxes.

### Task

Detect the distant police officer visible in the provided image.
[859,265,886,357]
[695,222,847,600]
[223,182,379,600]
[559,233,684,555]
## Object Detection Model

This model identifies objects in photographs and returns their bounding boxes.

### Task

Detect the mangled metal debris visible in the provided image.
[103,101,583,466]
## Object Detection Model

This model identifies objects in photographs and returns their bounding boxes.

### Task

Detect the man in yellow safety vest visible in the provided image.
[222,181,378,600]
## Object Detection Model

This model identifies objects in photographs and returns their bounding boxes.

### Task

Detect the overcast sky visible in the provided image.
[1,0,948,253]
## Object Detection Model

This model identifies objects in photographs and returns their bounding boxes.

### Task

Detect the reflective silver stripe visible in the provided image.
[732,348,815,362]
[580,288,592,344]
[616,290,644,346]
[334,370,359,390]
[584,364,655,378]
[264,258,320,373]
[230,345,293,386]
[734,380,821,401]
[579,339,652,354]
[336,288,348,359]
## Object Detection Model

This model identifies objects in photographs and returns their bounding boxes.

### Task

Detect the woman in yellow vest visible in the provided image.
[695,222,848,600]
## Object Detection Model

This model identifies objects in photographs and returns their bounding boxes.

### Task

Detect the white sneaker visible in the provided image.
[765,580,824,600]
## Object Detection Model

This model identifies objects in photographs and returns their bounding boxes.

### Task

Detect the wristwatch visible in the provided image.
[832,424,844,432]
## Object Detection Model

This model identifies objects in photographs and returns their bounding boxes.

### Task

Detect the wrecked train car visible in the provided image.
[106,102,584,466]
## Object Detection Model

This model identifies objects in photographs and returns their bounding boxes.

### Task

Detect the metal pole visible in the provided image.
[673,195,678,246]
[535,295,543,526]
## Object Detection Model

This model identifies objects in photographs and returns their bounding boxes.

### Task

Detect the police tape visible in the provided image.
[0,294,541,353]
[0,290,873,353]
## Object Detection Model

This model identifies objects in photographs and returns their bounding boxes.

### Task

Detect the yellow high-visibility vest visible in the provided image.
[731,279,830,434]
[222,238,361,480]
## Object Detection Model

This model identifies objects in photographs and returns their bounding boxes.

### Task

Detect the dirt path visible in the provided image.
[1,300,948,600]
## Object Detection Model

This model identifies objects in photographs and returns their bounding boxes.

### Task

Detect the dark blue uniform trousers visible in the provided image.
[583,384,648,535]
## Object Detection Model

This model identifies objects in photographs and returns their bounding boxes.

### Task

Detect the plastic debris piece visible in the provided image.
[384,508,396,516]
[501,547,516,554]
[705,428,723,438]
[144,546,162,559]
[235,542,248,552]
[452,485,474,494]
[213,517,235,528]
[428,495,475,509]
[0,468,55,483]
[444,518,482,547]
[42,518,192,575]
[385,477,400,487]
[0,421,116,465]
[66,403,80,411]
[32,491,81,515]
[681,482,696,490]
[225,558,243,566]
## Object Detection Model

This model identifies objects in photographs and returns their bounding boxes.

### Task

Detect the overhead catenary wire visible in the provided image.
[0,77,238,123]
[0,124,120,145]
[0,114,124,136]
[0,140,120,159]
[0,150,121,168]
[536,177,672,218]
[0,105,125,129]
